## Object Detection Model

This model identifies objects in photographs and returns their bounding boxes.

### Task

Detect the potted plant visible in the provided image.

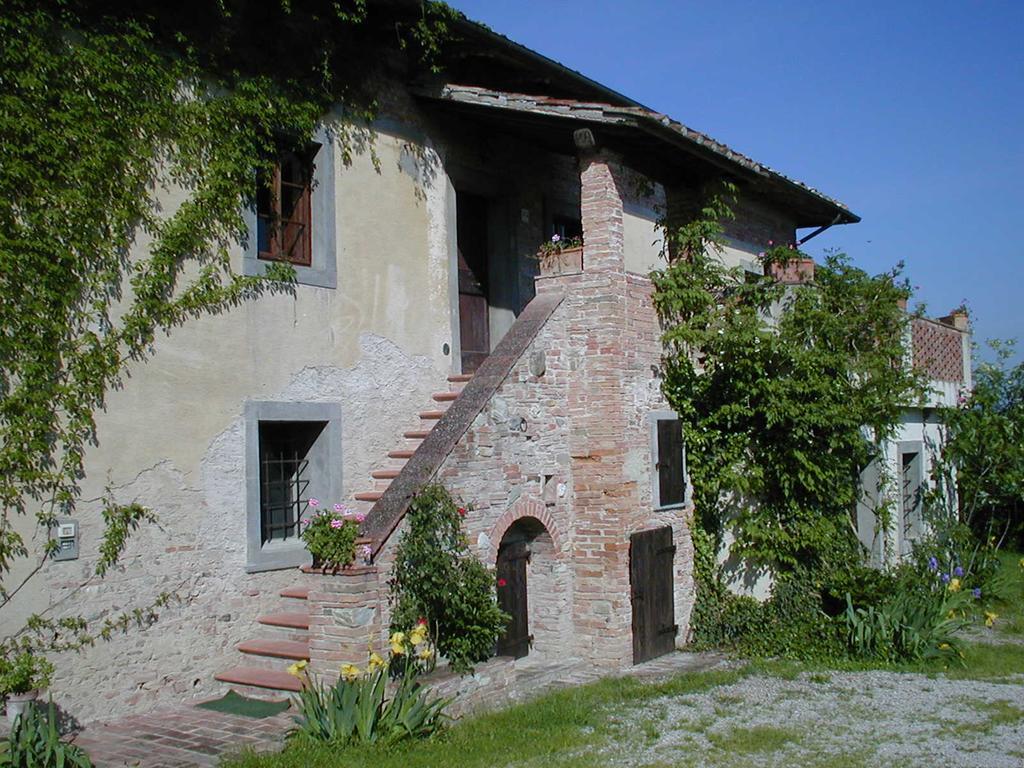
[761,242,815,285]
[535,234,583,276]
[1,651,54,725]
[300,500,364,570]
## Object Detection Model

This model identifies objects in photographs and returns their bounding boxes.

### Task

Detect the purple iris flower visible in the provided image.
[973,588,982,599]
[928,557,939,571]
[953,566,964,577]
[941,573,951,583]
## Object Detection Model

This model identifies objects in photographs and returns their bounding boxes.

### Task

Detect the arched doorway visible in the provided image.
[494,516,566,659]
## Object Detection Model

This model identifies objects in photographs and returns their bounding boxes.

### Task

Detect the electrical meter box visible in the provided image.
[52,518,79,561]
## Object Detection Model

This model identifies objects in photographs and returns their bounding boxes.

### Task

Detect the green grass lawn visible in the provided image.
[222,554,1024,768]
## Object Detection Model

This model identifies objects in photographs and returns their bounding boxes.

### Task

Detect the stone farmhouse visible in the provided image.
[6,12,971,723]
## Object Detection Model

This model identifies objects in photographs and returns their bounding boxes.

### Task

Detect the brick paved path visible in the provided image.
[71,705,292,768]
[70,651,728,767]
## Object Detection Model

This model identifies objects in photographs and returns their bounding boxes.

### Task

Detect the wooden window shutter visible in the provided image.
[657,418,685,507]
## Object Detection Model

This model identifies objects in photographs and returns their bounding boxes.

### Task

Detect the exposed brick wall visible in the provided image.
[912,318,965,383]
[309,153,697,679]
[724,197,796,247]
[305,567,382,683]
[663,186,795,255]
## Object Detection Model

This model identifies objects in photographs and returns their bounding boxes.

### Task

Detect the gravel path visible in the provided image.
[597,667,1024,768]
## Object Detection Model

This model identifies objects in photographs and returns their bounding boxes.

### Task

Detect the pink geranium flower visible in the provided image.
[330,518,344,529]
[308,498,320,508]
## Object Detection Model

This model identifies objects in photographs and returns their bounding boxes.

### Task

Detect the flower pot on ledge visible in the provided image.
[764,256,815,285]
[538,246,583,277]
[5,690,39,725]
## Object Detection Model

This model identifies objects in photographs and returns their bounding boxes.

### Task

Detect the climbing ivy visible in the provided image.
[651,184,924,647]
[0,0,458,650]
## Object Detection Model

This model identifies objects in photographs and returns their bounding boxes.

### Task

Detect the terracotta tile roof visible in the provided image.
[423,84,858,224]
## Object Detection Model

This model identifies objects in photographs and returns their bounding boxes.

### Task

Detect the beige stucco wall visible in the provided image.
[1,117,463,722]
[622,173,664,276]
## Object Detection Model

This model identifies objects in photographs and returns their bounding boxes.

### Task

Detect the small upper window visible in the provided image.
[257,147,318,267]
[653,416,687,508]
[551,214,583,241]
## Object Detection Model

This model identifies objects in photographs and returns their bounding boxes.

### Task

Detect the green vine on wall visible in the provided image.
[0,0,459,654]
[651,184,925,649]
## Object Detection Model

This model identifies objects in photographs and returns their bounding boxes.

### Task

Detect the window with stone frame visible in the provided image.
[244,132,336,290]
[256,147,317,267]
[244,401,341,572]
[651,413,687,509]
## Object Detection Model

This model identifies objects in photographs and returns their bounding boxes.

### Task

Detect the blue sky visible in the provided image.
[448,1,1024,363]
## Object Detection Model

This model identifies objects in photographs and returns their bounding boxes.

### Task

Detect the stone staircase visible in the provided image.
[214,374,473,696]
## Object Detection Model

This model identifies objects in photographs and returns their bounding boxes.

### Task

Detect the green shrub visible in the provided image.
[388,485,509,674]
[288,634,447,746]
[0,699,92,767]
[0,652,52,697]
[842,565,971,663]
[693,568,845,662]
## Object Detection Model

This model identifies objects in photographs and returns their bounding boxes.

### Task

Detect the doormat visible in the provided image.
[196,690,290,719]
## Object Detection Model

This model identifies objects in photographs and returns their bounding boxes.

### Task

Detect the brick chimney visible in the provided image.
[939,308,969,331]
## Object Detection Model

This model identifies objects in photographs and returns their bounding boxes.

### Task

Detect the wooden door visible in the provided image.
[630,526,677,664]
[457,193,490,373]
[495,540,530,658]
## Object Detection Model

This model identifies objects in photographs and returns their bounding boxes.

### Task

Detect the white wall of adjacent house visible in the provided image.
[857,381,961,568]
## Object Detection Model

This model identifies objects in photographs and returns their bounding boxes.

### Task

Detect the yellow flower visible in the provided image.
[389,631,407,655]
[286,660,309,677]
[367,652,386,671]
[340,663,361,682]
[948,578,961,592]
[1019,557,1024,569]
[417,646,434,661]
[409,625,429,647]
[939,643,951,651]
[985,611,999,628]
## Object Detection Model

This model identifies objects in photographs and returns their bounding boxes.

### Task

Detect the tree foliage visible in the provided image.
[0,0,457,648]
[652,185,936,657]
[931,340,1024,549]
[652,184,922,574]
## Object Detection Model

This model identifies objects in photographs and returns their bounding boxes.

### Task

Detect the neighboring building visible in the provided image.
[855,309,972,566]
[4,14,969,723]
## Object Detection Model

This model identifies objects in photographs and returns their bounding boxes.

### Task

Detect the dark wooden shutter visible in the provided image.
[630,526,678,664]
[456,192,490,373]
[495,541,530,658]
[657,419,685,507]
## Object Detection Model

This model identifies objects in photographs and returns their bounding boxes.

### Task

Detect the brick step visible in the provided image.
[257,611,309,630]
[403,429,431,440]
[447,374,473,382]
[388,449,416,460]
[279,586,309,600]
[215,666,302,693]
[419,410,446,420]
[371,468,401,480]
[238,639,310,661]
[432,391,459,402]
[354,491,383,502]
